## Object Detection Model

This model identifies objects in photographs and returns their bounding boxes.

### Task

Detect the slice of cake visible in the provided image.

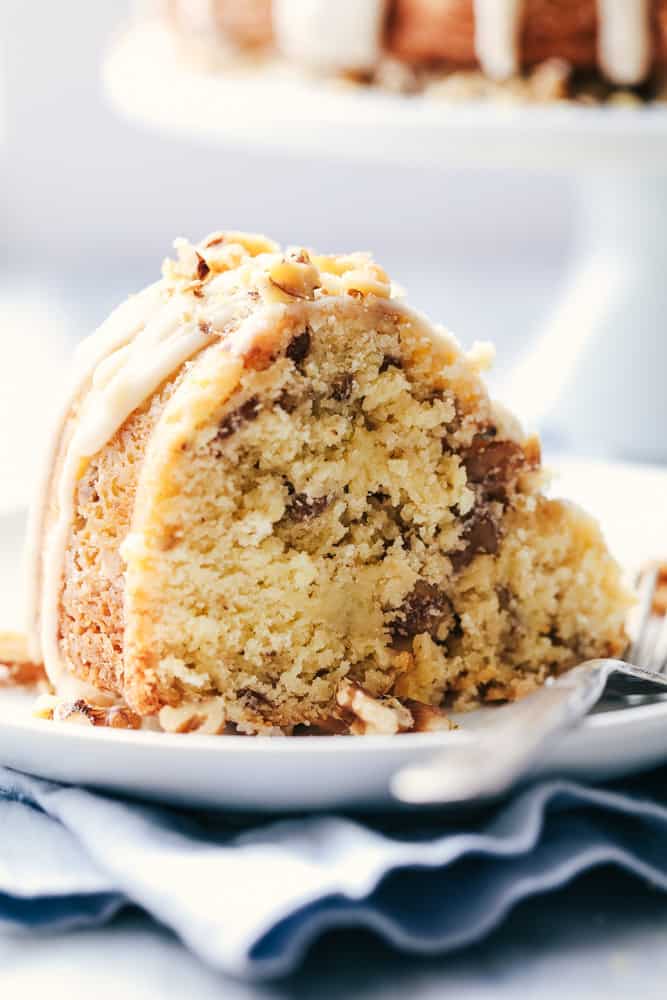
[26,232,630,735]
[164,1,667,103]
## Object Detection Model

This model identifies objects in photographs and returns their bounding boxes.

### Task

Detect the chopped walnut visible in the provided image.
[340,267,391,299]
[269,250,321,301]
[204,233,226,248]
[164,232,280,284]
[310,252,392,299]
[34,696,141,729]
[195,253,210,281]
[404,700,456,733]
[337,680,414,735]
[167,238,204,281]
[0,631,46,688]
[162,233,400,314]
[336,681,455,735]
[159,698,227,734]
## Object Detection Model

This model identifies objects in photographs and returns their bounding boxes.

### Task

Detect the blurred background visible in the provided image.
[0,0,587,513]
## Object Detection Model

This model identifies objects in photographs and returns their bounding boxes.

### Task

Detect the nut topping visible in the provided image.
[335,682,455,735]
[159,698,227,735]
[269,251,320,301]
[336,680,414,735]
[195,253,210,281]
[404,700,456,732]
[34,696,141,729]
[0,631,46,688]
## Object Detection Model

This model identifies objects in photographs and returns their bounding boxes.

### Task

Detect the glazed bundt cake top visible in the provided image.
[169,0,660,86]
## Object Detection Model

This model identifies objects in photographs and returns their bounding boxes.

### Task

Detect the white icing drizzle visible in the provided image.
[597,0,651,85]
[24,282,165,664]
[272,0,387,72]
[224,303,291,358]
[473,0,524,81]
[27,283,213,688]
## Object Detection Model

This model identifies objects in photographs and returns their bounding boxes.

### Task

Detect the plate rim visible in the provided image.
[1,693,666,756]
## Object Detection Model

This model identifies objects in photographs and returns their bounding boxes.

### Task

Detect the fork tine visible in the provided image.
[648,608,667,675]
[627,566,658,666]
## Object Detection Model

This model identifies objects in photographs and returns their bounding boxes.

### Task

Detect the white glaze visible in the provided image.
[473,0,524,81]
[26,281,215,688]
[272,0,387,72]
[598,0,651,85]
[24,282,165,664]
[472,0,651,85]
[225,302,291,357]
[28,280,295,690]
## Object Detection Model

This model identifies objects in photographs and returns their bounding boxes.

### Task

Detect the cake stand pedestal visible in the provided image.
[504,173,667,461]
[104,21,667,461]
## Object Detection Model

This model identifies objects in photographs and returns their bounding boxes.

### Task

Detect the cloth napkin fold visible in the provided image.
[1,764,667,982]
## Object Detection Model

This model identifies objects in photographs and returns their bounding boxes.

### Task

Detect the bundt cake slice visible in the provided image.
[26,233,630,735]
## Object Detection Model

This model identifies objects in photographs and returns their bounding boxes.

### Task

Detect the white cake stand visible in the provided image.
[105,21,667,460]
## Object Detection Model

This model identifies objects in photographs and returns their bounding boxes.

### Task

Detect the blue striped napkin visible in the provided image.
[1,765,666,981]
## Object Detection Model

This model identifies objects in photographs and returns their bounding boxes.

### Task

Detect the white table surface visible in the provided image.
[1,868,666,998]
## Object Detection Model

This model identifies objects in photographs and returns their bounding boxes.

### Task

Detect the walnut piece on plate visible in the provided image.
[337,679,455,735]
[33,694,141,730]
[0,631,46,688]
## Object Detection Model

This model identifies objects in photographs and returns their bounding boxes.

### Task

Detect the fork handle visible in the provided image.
[392,661,615,805]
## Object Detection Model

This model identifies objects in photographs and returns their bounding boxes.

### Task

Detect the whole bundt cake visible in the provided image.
[166,0,667,94]
[26,233,629,735]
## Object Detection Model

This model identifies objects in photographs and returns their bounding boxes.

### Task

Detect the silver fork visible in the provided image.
[392,568,667,806]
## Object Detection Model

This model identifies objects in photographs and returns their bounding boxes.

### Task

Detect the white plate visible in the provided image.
[1,457,666,812]
[104,22,667,170]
